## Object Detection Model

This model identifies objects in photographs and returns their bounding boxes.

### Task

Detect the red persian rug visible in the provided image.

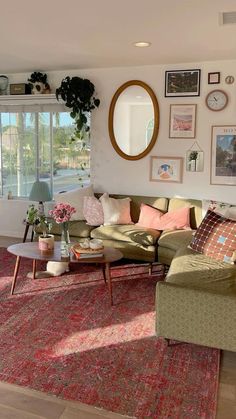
[0,247,219,418]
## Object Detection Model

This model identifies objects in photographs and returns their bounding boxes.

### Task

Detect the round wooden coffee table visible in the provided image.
[7,242,123,305]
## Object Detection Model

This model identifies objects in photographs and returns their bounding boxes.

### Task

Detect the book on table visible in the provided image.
[71,244,104,259]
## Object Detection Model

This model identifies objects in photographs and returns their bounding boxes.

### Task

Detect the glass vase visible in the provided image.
[60,222,70,257]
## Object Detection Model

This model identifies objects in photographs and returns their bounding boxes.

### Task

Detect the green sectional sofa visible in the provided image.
[48,194,202,262]
[156,246,236,352]
[46,193,236,351]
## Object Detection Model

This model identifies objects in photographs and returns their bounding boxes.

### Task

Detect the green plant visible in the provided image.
[56,76,100,141]
[189,151,198,161]
[26,205,52,238]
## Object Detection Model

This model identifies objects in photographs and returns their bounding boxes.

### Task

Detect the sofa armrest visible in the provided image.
[156,281,236,351]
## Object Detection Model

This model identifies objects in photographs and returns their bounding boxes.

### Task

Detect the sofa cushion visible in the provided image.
[158,230,194,252]
[166,246,236,294]
[137,204,191,230]
[54,185,94,221]
[99,193,132,225]
[91,224,161,246]
[189,210,236,264]
[168,198,202,229]
[49,220,94,238]
[83,196,104,226]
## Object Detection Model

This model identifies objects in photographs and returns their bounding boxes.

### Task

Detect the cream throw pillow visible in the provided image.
[100,193,132,225]
[54,185,94,221]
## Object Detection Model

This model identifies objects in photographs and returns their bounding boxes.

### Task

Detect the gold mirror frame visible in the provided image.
[108,80,159,160]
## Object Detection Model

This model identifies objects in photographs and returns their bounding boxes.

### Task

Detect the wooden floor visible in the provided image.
[0,236,236,418]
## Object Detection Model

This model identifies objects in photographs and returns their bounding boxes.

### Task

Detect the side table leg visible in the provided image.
[105,262,113,306]
[32,260,36,279]
[11,256,21,295]
[102,265,107,283]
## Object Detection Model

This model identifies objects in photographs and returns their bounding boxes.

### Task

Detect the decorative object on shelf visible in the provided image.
[29,180,52,216]
[28,72,51,94]
[208,72,220,84]
[150,156,183,183]
[206,89,228,111]
[225,75,235,85]
[0,75,9,95]
[211,125,236,185]
[108,80,159,160]
[169,104,196,139]
[10,83,31,95]
[186,141,204,172]
[56,76,100,142]
[49,203,76,257]
[165,69,201,97]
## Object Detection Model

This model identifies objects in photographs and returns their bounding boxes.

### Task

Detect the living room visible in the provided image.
[0,0,236,418]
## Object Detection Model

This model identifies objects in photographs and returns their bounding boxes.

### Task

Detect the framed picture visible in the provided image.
[186,150,204,172]
[150,156,183,183]
[211,125,236,185]
[208,72,220,84]
[165,69,201,97]
[169,104,197,138]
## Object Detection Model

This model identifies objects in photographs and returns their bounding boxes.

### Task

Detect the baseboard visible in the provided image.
[0,230,23,238]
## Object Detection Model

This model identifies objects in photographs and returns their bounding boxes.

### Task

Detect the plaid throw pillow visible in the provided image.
[189,210,236,263]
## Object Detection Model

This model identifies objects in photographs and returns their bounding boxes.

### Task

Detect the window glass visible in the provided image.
[52,112,90,193]
[0,110,90,198]
[1,112,36,197]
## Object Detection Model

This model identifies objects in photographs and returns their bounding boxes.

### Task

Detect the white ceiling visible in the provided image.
[1,0,236,74]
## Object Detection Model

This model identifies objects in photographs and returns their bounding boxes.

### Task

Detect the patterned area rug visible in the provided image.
[0,247,219,418]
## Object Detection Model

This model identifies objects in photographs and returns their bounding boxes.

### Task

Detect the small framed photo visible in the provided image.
[165,69,201,97]
[211,125,236,186]
[208,72,220,84]
[169,104,197,138]
[150,156,183,183]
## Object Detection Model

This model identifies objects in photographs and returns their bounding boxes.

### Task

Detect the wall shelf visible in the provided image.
[0,93,61,106]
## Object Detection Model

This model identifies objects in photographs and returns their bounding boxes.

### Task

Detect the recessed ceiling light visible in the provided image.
[134,41,151,48]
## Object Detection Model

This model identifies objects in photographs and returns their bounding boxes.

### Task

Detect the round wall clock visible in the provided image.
[205,89,228,111]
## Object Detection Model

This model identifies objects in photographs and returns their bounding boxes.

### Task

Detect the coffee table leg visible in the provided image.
[11,256,21,295]
[32,259,36,279]
[105,262,113,306]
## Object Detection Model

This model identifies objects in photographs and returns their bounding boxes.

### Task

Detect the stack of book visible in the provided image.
[71,244,104,259]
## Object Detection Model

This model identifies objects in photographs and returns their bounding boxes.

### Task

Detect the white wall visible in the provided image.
[1,59,236,237]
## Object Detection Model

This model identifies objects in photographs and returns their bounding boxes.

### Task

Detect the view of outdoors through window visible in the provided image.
[0,111,90,197]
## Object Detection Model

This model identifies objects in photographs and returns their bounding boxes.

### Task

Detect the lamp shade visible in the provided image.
[29,181,52,202]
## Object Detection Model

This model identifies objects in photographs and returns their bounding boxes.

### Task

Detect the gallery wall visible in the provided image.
[1,59,236,236]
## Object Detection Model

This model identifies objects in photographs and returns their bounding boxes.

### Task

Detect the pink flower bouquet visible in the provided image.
[49,203,76,223]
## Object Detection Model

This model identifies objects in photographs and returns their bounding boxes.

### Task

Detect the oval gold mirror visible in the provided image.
[108,80,159,160]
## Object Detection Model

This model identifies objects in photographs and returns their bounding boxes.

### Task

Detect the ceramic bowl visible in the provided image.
[89,239,104,250]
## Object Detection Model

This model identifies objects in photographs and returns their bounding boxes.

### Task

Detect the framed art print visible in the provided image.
[150,156,183,183]
[169,104,196,138]
[165,69,201,97]
[208,72,220,84]
[211,125,236,185]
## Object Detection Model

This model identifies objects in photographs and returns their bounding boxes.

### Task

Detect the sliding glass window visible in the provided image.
[0,106,90,198]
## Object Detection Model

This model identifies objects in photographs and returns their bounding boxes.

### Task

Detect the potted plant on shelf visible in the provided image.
[56,76,100,142]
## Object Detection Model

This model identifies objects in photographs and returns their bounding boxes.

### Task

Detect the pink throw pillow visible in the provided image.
[83,196,104,226]
[136,203,191,230]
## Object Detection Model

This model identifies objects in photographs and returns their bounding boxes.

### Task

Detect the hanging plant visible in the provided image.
[56,76,100,141]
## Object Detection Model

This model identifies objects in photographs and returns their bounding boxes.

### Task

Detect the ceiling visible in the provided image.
[1,0,236,74]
